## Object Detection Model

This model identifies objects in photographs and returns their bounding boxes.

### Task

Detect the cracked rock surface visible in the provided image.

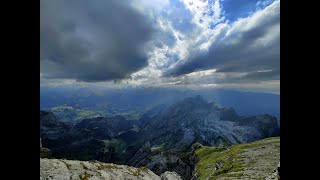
[40,158,181,180]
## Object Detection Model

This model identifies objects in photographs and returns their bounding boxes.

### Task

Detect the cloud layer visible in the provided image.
[40,0,153,82]
[164,0,280,79]
[40,0,280,93]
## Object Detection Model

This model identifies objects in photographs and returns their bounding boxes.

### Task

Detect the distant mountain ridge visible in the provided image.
[41,86,280,122]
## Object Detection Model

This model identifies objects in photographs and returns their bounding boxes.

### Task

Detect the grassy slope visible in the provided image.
[194,137,280,180]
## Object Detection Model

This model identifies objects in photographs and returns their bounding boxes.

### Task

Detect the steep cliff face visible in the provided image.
[128,143,192,179]
[141,153,192,180]
[40,158,182,180]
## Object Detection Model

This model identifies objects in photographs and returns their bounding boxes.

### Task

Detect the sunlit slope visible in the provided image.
[194,137,280,180]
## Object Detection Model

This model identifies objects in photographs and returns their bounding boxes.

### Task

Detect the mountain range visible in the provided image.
[40,86,280,124]
[40,95,279,179]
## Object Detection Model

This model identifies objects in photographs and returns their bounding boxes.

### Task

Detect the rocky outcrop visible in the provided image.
[145,153,191,179]
[128,144,192,180]
[40,158,182,180]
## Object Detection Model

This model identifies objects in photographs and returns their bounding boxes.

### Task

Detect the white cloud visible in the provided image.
[165,0,280,76]
[131,0,227,83]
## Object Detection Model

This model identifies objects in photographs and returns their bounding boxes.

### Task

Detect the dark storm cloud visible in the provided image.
[164,0,280,82]
[40,0,153,82]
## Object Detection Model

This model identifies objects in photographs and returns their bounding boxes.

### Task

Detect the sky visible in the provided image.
[40,0,280,94]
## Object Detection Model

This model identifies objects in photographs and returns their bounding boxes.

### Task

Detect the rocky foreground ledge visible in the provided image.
[40,158,182,180]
